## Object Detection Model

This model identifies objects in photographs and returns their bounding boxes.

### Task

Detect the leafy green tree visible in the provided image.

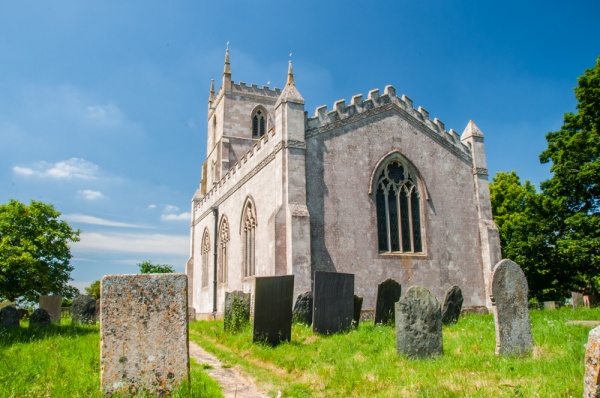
[540,56,600,291]
[137,260,175,274]
[490,172,569,300]
[84,280,101,299]
[0,199,80,302]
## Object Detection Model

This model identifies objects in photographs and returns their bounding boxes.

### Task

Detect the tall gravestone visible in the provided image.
[101,274,189,396]
[353,295,363,327]
[572,292,584,310]
[312,271,354,335]
[490,259,534,356]
[441,285,464,325]
[39,295,62,323]
[375,279,402,325]
[72,295,97,324]
[395,286,443,358]
[253,275,294,345]
[224,291,251,332]
[0,305,19,328]
[292,291,313,325]
[584,325,600,398]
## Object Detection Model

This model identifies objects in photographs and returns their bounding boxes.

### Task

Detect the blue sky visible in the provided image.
[1,1,599,293]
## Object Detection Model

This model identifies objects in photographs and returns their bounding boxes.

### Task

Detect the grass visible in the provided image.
[188,307,600,397]
[0,318,223,398]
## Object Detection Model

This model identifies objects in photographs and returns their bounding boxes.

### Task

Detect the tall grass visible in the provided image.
[0,319,222,398]
[189,307,600,397]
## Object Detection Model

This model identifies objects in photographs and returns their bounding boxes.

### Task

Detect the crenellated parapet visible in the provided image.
[305,85,471,161]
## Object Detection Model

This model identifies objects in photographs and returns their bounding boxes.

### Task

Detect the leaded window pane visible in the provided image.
[411,189,422,252]
[400,187,411,252]
[376,185,388,251]
[388,188,400,252]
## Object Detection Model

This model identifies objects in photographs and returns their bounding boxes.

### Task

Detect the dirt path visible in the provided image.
[189,340,272,398]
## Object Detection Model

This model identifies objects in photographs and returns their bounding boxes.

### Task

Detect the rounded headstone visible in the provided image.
[29,308,51,328]
[292,291,313,325]
[441,285,464,325]
[72,295,97,324]
[0,305,20,328]
[375,279,402,326]
[395,286,443,359]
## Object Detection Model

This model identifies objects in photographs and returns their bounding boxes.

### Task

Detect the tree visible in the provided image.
[137,260,175,274]
[0,199,80,302]
[490,172,570,300]
[85,280,101,299]
[539,56,600,291]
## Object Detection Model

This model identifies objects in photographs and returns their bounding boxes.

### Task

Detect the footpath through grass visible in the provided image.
[0,318,222,398]
[189,307,600,397]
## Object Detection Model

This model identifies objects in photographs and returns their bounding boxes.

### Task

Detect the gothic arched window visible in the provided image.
[375,159,423,253]
[252,109,266,138]
[241,199,257,277]
[201,229,210,287]
[218,216,229,283]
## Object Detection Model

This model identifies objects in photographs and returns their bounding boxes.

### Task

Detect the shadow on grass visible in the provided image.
[0,321,99,347]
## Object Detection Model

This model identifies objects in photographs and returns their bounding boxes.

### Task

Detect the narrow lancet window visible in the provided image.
[375,159,423,254]
[201,229,210,287]
[251,109,266,138]
[242,201,256,277]
[218,217,229,283]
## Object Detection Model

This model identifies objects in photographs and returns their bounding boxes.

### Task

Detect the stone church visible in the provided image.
[187,49,501,318]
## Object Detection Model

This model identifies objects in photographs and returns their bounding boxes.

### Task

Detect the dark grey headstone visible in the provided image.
[292,291,313,325]
[375,279,402,325]
[253,275,294,345]
[29,308,51,328]
[17,308,29,320]
[312,271,354,335]
[72,295,97,324]
[224,291,251,332]
[441,285,464,325]
[353,295,363,327]
[39,295,62,323]
[491,259,534,356]
[395,286,443,359]
[0,305,20,328]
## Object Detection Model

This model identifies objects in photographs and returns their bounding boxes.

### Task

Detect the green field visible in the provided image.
[1,308,599,397]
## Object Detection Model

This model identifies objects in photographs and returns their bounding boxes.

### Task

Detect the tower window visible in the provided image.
[375,159,423,253]
[252,109,266,138]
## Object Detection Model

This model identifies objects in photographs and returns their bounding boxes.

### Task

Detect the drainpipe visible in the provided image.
[211,206,219,318]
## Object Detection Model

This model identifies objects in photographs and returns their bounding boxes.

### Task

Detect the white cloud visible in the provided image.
[74,232,188,256]
[161,212,191,222]
[147,204,157,209]
[62,214,147,228]
[164,204,180,212]
[77,189,104,200]
[13,158,100,179]
[86,103,124,125]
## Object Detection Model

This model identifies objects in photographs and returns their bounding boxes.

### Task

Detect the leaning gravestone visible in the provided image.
[395,286,443,358]
[0,305,19,328]
[292,291,313,325]
[253,275,294,345]
[375,279,402,325]
[39,295,61,323]
[353,295,363,327]
[72,295,97,324]
[584,325,600,398]
[224,291,251,332]
[491,259,534,356]
[441,285,464,325]
[29,308,51,328]
[572,292,584,310]
[313,271,354,335]
[101,274,189,396]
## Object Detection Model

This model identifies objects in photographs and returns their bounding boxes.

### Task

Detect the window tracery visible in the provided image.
[242,200,257,277]
[218,217,229,283]
[375,159,423,253]
[252,109,266,138]
[201,229,210,287]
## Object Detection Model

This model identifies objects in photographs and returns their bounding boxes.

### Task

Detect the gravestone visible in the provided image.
[224,291,251,332]
[572,292,584,310]
[441,285,464,325]
[313,271,354,335]
[72,295,97,324]
[39,295,62,323]
[0,305,19,328]
[395,286,443,359]
[101,274,189,396]
[17,308,29,320]
[584,325,600,398]
[375,279,402,325]
[29,308,51,328]
[491,259,534,356]
[543,301,556,310]
[353,295,363,327]
[188,307,196,322]
[292,291,313,325]
[253,275,294,345]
